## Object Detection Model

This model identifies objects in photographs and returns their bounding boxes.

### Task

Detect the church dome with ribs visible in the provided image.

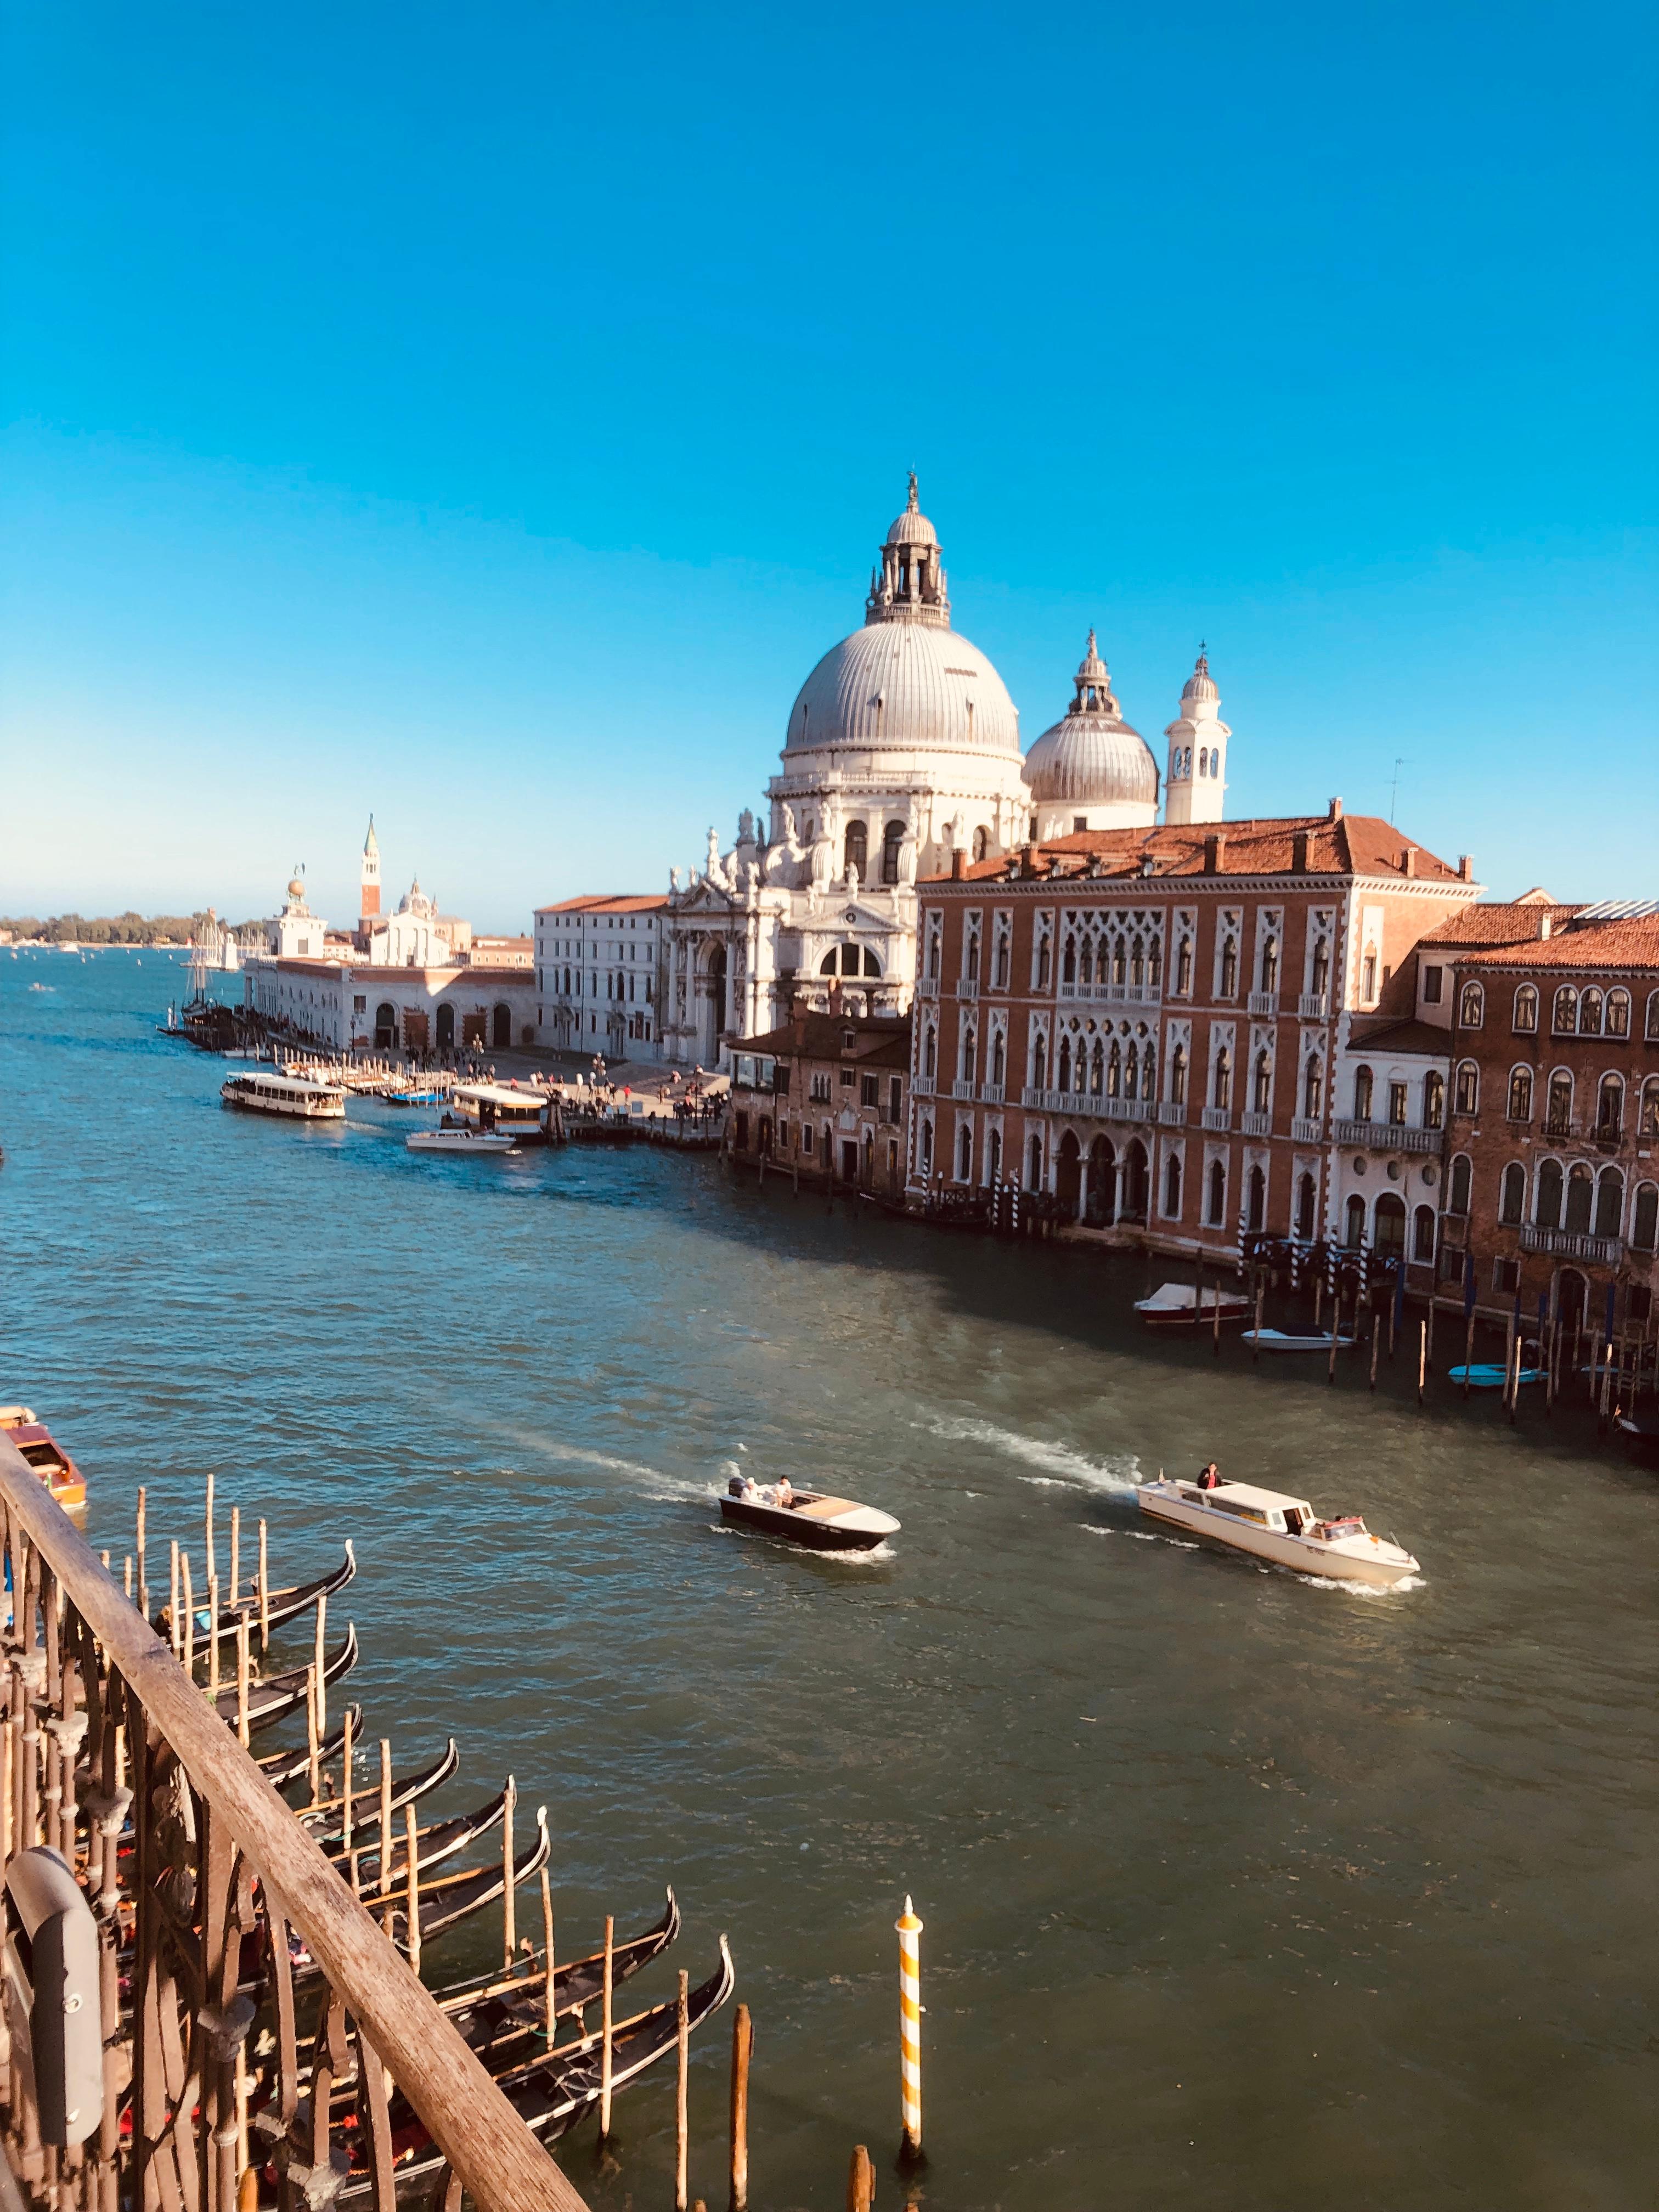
[1023,631,1159,830]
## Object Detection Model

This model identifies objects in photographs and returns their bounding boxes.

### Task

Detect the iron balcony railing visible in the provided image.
[0,1436,584,2212]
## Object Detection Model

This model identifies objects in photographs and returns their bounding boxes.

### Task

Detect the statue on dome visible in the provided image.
[736,808,757,849]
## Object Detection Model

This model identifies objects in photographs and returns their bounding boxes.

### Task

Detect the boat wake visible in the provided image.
[1293,1569,1425,1600]
[918,1415,1139,1494]
[1081,1524,1198,1550]
[495,1430,711,1503]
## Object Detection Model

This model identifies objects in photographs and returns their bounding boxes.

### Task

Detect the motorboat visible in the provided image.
[1447,1364,1544,1390]
[450,1082,554,1144]
[1134,1282,1254,1330]
[0,1408,88,1512]
[720,1476,899,1553]
[407,1120,518,1154]
[221,1071,346,1121]
[1243,1327,1357,1353]
[1137,1474,1419,1589]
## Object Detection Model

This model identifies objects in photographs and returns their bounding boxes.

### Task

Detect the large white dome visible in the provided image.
[783,621,1022,760]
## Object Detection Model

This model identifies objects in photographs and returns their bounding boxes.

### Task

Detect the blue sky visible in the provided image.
[3,1,1653,927]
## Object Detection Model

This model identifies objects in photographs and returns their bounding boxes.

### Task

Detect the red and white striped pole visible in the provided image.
[896,1895,923,2158]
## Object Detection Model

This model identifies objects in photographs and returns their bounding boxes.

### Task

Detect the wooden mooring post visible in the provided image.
[675,1970,690,2212]
[600,1915,616,2142]
[896,1895,923,2160]
[729,2000,752,2209]
[847,2145,875,2212]
[1418,1319,1427,1406]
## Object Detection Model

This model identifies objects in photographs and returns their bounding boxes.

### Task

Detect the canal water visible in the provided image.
[3,951,1654,2211]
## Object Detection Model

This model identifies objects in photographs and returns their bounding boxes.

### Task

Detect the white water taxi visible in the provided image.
[1242,1327,1356,1354]
[1137,1475,1419,1589]
[1134,1282,1253,1330]
[406,1124,518,1155]
[720,1476,900,1553]
[221,1071,346,1121]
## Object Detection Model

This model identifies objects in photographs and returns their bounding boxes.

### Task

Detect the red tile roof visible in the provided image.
[1418,901,1583,948]
[1455,916,1659,973]
[731,1012,911,1067]
[924,814,1468,885]
[535,894,668,915]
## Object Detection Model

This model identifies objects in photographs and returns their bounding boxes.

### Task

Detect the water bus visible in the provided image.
[451,1083,554,1143]
[1137,1474,1419,1589]
[221,1071,346,1121]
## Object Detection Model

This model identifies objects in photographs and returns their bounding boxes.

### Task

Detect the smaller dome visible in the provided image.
[885,471,939,549]
[1024,633,1159,809]
[1182,649,1218,706]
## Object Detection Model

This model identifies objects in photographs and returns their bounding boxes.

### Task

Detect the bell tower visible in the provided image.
[360,816,381,926]
[1163,651,1230,826]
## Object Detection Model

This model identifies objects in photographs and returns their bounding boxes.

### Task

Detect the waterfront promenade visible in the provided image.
[3,950,1654,2210]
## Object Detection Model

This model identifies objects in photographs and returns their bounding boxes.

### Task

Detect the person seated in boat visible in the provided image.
[1196,1463,1221,1490]
[775,1476,796,1509]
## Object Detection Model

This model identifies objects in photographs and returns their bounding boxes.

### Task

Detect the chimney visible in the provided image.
[1459,854,1474,882]
[1402,845,1417,878]
[1139,852,1156,878]
[827,978,843,1013]
[1291,831,1310,872]
[1540,912,1552,941]
[951,848,967,881]
[1328,797,1344,821]
[1204,833,1226,874]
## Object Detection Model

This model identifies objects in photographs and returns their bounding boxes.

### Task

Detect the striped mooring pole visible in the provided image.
[896,1894,923,2158]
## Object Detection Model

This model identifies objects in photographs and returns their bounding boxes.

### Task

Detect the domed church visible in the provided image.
[660,482,1233,1065]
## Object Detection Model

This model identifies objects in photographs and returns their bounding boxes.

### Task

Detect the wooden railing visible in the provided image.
[0,1435,586,2212]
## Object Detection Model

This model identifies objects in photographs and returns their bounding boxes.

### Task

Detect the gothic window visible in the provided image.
[972,826,990,862]
[958,1122,973,1182]
[1536,1158,1564,1228]
[1448,1154,1472,1216]
[844,820,868,878]
[1090,1038,1105,1095]
[1131,935,1145,988]
[1142,1043,1156,1097]
[962,1025,978,1085]
[1107,1041,1122,1097]
[1296,1173,1317,1242]
[1220,938,1238,997]
[1124,1046,1139,1102]
[1633,1182,1659,1252]
[1547,1071,1572,1132]
[1598,1074,1623,1135]
[1036,926,1053,991]
[988,1126,1002,1182]
[1455,1060,1480,1114]
[923,1025,936,1079]
[1148,936,1163,988]
[1176,938,1193,996]
[1207,1159,1227,1225]
[1500,1163,1526,1226]
[1353,1065,1374,1121]
[1304,1057,1324,1119]
[925,914,943,980]
[1413,1204,1436,1262]
[1214,1047,1232,1111]
[1579,988,1604,1036]
[1552,986,1577,1034]
[1254,1051,1272,1114]
[1113,936,1127,986]
[1164,1152,1182,1218]
[1642,1076,1659,1137]
[919,1118,933,1175]
[991,1029,1006,1086]
[1647,991,1659,1042]
[1565,1163,1594,1235]
[1079,940,1093,986]
[1607,988,1630,1037]
[1508,1068,1533,1121]
[1513,984,1538,1032]
[1459,982,1485,1028]
[1171,1042,1188,1106]
[882,820,905,885]
[1032,1033,1048,1090]
[992,916,1011,989]
[1058,1035,1073,1093]
[1063,935,1077,984]
[1260,937,1279,994]
[1424,1069,1445,1127]
[965,921,981,981]
[1248,1165,1267,1233]
[1311,940,1330,999]
[1028,1132,1044,1189]
[1595,1166,1624,1240]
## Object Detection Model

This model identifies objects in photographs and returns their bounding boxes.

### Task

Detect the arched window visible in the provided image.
[1513,984,1538,1033]
[1641,1076,1659,1137]
[1124,1044,1140,1101]
[1507,1067,1533,1122]
[881,820,905,885]
[1028,1132,1043,1189]
[1565,1163,1594,1234]
[1455,1060,1480,1114]
[1607,988,1630,1037]
[864,948,883,977]
[964,924,980,981]
[919,1118,934,1175]
[1459,982,1485,1028]
[1424,1070,1445,1128]
[1214,1047,1232,1111]
[1413,1203,1436,1262]
[1353,1064,1374,1121]
[1500,1162,1526,1225]
[843,820,867,878]
[1112,936,1127,986]
[1374,1193,1406,1258]
[992,918,1010,988]
[1171,1042,1188,1105]
[1148,937,1163,988]
[961,1025,978,1084]
[1079,940,1093,986]
[1304,1057,1324,1119]
[1579,989,1604,1036]
[1632,1182,1659,1252]
[1107,1040,1122,1097]
[1220,938,1238,997]
[1199,748,1210,777]
[1595,1166,1623,1240]
[1036,933,1052,990]
[1449,1153,1472,1216]
[1597,1074,1624,1135]
[1260,937,1279,994]
[1254,1051,1272,1113]
[958,1122,973,1182]
[1536,1158,1563,1228]
[991,1029,1006,1086]
[987,1127,1002,1182]
[1547,1071,1572,1132]
[1345,1194,1366,1248]
[1142,1043,1157,1098]
[1062,935,1077,984]
[923,1024,936,1079]
[1032,1033,1047,1090]
[1207,1158,1227,1226]
[1164,1152,1182,1218]
[1647,990,1659,1042]
[1296,1172,1317,1242]
[820,949,839,975]
[1090,1037,1105,1094]
[972,826,990,862]
[1552,986,1577,1034]
[1311,940,1330,1000]
[1057,1035,1073,1093]
[1248,1164,1267,1232]
[1176,938,1193,996]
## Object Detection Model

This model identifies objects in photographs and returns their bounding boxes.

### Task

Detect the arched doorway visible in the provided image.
[704,946,727,1065]
[1056,1130,1082,1218]
[1556,1267,1589,1329]
[492,1003,511,1049]
[1295,1171,1317,1243]
[1374,1192,1407,1260]
[435,1003,455,1053]
[1247,1163,1267,1232]
[1121,1140,1149,1222]
[375,1002,398,1049]
[1085,1136,1116,1226]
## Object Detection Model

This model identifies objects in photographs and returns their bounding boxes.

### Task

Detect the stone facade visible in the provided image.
[726,1007,910,1197]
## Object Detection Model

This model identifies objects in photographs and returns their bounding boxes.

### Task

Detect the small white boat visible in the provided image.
[406,1125,518,1154]
[719,1477,899,1553]
[1134,1282,1253,1330]
[1242,1327,1357,1354]
[221,1071,346,1121]
[451,1082,553,1144]
[1137,1475,1419,1589]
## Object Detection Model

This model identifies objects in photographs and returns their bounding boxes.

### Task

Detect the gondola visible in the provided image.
[259,1707,360,1788]
[435,1888,680,2027]
[295,1736,460,1841]
[290,1808,552,1977]
[214,1621,359,1734]
[333,1939,735,2199]
[155,1544,356,1652]
[323,1784,511,1886]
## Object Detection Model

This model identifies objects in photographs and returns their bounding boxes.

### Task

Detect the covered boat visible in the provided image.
[220,1071,346,1120]
[0,1408,88,1511]
[1133,1283,1253,1330]
[1137,1475,1419,1589]
[720,1477,899,1553]
[1242,1328,1356,1354]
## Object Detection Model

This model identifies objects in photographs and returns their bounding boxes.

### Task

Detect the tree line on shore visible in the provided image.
[1,911,264,946]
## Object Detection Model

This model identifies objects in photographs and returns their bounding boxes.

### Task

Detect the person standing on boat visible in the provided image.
[1197,1462,1221,1489]
[776,1476,795,1508]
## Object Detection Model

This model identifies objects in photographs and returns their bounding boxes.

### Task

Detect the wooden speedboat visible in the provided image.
[719,1477,899,1551]
[1134,1282,1253,1330]
[407,1121,518,1154]
[221,1071,345,1120]
[0,1408,88,1511]
[1242,1328,1356,1354]
[1137,1475,1419,1589]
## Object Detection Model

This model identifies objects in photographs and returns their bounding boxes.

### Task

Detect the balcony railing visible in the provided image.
[1335,1119,1443,1155]
[1158,1101,1187,1127]
[1240,1110,1273,1137]
[1201,1105,1232,1132]
[1520,1224,1623,1265]
[1057,981,1163,1006]
[0,1437,584,2212]
[952,1078,977,1099]
[1247,990,1279,1017]
[1291,1115,1325,1144]
[980,1081,1005,1104]
[1017,1088,1152,1123]
[954,979,980,1001]
[1297,991,1330,1020]
[917,974,939,999]
[912,1073,934,1097]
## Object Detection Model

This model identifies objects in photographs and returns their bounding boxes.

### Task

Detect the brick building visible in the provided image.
[907,806,1481,1260]
[727,1006,910,1194]
[1438,906,1659,1331]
